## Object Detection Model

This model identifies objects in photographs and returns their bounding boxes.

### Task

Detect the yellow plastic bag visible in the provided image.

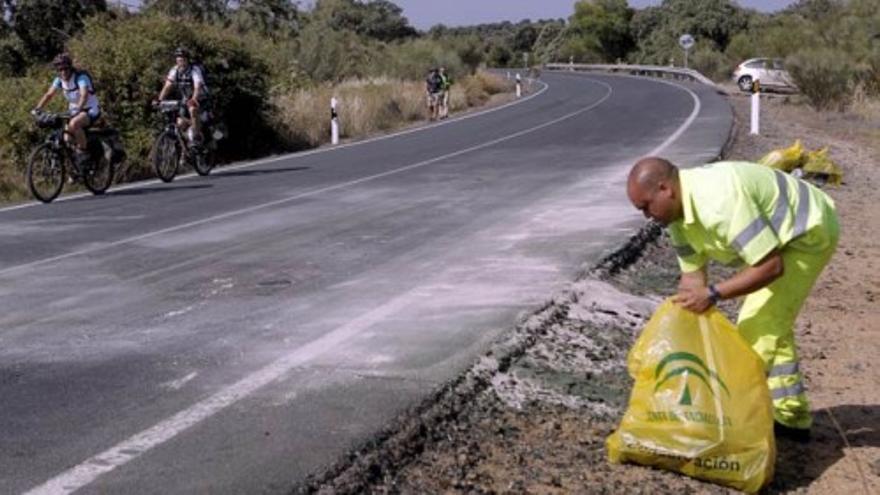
[802,147,843,186]
[758,139,804,172]
[607,299,776,493]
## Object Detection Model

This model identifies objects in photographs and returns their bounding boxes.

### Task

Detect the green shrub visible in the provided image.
[0,74,49,200]
[295,22,384,83]
[66,14,279,175]
[385,38,466,80]
[786,48,855,111]
[691,47,732,82]
[0,37,27,77]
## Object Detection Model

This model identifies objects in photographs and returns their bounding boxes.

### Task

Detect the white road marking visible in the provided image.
[160,372,198,391]
[643,80,701,156]
[23,286,429,495]
[0,79,549,213]
[163,306,195,319]
[0,81,605,278]
[23,75,707,494]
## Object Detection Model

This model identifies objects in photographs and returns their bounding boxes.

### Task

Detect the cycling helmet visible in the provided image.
[173,47,189,59]
[52,53,73,69]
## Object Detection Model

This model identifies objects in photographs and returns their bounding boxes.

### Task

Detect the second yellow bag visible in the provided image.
[607,299,776,493]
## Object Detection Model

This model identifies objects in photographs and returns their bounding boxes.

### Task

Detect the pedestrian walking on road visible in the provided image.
[425,68,443,121]
[438,66,453,119]
[626,157,839,441]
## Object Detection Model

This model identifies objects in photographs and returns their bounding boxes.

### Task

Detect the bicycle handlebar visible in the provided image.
[154,100,184,112]
[30,110,70,129]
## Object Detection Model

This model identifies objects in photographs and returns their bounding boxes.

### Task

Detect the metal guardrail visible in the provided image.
[544,63,718,89]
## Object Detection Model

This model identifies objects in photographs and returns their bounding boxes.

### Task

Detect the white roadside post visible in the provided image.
[750,81,761,135]
[679,33,694,69]
[330,97,340,145]
[515,73,522,98]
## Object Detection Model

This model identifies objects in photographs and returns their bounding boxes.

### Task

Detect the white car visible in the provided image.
[732,58,797,93]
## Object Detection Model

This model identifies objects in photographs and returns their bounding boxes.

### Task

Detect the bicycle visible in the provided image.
[26,110,120,203]
[151,100,218,182]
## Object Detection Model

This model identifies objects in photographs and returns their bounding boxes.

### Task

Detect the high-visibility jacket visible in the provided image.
[668,161,837,272]
[666,161,839,429]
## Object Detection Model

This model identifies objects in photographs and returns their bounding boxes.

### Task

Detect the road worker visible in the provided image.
[626,157,839,441]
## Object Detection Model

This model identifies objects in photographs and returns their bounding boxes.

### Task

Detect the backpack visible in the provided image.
[427,72,442,93]
[71,70,96,95]
[175,63,210,99]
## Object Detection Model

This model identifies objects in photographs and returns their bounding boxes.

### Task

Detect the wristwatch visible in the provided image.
[707,284,722,305]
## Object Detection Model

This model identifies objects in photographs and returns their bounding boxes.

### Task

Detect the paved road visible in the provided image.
[0,72,731,494]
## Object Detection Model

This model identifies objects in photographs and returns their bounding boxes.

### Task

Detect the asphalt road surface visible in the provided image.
[0,71,731,494]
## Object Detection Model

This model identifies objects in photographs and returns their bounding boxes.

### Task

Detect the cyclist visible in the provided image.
[32,53,101,169]
[156,47,209,147]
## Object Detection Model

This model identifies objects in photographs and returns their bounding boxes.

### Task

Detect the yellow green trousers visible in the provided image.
[736,225,839,429]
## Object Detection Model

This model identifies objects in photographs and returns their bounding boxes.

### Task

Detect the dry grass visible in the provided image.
[272,71,513,149]
[850,83,880,121]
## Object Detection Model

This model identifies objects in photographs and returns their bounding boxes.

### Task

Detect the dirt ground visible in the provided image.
[299,89,880,494]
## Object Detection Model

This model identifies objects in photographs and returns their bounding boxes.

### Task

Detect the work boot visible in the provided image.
[774,422,811,443]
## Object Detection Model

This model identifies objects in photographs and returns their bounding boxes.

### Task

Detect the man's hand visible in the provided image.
[672,285,714,313]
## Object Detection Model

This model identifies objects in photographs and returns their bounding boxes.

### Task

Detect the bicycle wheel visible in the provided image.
[151,132,179,183]
[83,142,114,195]
[27,143,65,203]
[193,146,215,176]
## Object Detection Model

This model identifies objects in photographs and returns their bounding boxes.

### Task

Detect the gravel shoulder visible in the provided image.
[298,89,880,494]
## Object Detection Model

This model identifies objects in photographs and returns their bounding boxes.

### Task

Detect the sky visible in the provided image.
[117,1,799,31]
[391,1,798,30]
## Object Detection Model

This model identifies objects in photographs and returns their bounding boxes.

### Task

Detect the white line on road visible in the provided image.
[23,76,704,494]
[643,80,701,156]
[23,286,429,495]
[0,80,605,278]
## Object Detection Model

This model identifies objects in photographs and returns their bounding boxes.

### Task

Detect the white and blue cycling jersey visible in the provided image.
[51,72,100,119]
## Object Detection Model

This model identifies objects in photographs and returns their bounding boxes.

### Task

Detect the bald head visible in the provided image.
[626,157,682,225]
[628,157,678,193]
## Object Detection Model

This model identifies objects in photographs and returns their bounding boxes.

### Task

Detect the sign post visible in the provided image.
[750,81,761,135]
[678,34,695,69]
[330,97,340,145]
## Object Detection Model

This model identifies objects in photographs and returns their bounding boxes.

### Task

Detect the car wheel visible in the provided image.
[738,75,753,92]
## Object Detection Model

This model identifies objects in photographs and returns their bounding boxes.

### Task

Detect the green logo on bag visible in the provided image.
[654,352,730,405]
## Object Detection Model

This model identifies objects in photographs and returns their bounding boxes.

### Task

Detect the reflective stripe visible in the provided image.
[770,171,790,234]
[793,180,811,238]
[769,362,800,378]
[674,244,696,257]
[731,217,770,252]
[771,381,806,400]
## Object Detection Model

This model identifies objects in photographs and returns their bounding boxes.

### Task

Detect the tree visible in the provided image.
[142,0,226,23]
[512,24,538,53]
[569,0,634,62]
[314,0,417,42]
[9,0,107,61]
[229,0,300,38]
[486,44,512,67]
[630,0,750,64]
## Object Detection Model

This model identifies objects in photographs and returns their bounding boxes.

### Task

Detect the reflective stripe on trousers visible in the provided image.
[736,220,838,429]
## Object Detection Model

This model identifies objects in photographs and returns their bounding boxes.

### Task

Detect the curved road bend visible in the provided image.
[0,72,731,494]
